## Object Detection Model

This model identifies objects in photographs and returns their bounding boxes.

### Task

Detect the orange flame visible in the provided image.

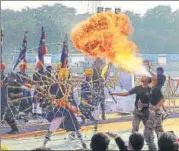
[71,12,143,73]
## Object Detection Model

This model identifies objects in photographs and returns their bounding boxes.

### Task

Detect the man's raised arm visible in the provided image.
[111,92,129,96]
[111,86,138,96]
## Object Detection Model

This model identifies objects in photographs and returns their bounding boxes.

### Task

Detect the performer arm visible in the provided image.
[115,136,128,151]
[111,92,129,96]
[154,99,165,110]
[111,86,138,96]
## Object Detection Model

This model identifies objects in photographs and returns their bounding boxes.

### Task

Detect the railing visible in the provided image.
[164,77,179,107]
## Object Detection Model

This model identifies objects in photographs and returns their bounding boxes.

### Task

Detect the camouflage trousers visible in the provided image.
[132,108,149,133]
[144,109,164,151]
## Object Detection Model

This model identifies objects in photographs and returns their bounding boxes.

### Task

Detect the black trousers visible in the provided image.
[1,104,18,130]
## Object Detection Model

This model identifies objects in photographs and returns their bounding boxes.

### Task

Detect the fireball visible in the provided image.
[71,12,143,73]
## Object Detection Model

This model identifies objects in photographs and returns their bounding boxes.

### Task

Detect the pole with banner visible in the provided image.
[1,28,4,64]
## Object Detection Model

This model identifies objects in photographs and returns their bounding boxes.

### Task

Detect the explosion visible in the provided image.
[71,12,144,73]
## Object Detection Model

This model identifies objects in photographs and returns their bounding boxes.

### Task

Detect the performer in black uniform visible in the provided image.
[144,76,165,150]
[111,76,151,133]
[149,67,166,91]
[1,63,19,134]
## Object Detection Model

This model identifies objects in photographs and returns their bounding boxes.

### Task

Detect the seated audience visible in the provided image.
[158,132,179,151]
[107,132,144,151]
[31,147,52,151]
[90,133,110,151]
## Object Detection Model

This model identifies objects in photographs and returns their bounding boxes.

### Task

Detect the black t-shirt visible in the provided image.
[129,85,151,109]
[149,87,164,106]
[157,74,166,90]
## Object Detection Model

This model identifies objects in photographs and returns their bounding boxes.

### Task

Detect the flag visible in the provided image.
[13,30,28,70]
[60,34,68,68]
[38,26,48,64]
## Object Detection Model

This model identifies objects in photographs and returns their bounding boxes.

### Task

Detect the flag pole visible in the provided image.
[1,28,4,64]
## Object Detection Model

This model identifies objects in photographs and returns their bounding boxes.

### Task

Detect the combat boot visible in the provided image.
[7,124,19,134]
[82,143,87,149]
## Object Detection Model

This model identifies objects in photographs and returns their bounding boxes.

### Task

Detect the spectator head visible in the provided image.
[31,147,52,151]
[90,133,110,151]
[128,132,144,150]
[158,132,179,151]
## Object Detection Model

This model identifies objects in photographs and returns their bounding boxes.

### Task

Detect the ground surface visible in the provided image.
[1,115,179,150]
[1,99,179,150]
